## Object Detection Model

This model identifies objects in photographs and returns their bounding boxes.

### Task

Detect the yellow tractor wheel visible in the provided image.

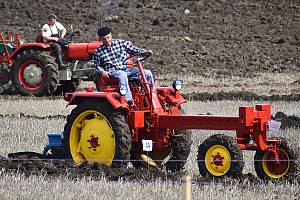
[197,134,244,178]
[63,100,131,167]
[204,145,231,176]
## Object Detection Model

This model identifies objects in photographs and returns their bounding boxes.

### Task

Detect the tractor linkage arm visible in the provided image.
[156,104,278,154]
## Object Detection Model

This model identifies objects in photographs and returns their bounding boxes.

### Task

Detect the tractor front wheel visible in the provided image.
[197,134,244,178]
[130,109,192,172]
[254,137,299,181]
[130,128,192,172]
[165,128,192,172]
[63,100,131,167]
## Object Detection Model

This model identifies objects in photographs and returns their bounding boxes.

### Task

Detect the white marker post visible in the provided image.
[182,175,191,200]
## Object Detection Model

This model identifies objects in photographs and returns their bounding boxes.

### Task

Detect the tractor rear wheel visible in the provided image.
[197,134,244,178]
[254,137,299,181]
[63,100,131,167]
[11,50,58,96]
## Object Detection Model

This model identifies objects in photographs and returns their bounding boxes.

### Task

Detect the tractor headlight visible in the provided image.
[172,80,182,91]
[119,84,127,96]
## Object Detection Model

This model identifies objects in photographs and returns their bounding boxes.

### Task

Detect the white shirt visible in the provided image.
[42,22,65,38]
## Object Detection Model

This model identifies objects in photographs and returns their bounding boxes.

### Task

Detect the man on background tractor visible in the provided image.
[42,14,67,69]
[93,26,155,104]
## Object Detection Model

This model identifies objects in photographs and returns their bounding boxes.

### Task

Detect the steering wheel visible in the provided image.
[64,30,81,42]
[123,51,152,65]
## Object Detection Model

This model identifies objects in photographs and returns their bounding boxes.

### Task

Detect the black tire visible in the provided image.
[165,128,192,172]
[165,108,192,172]
[130,109,192,172]
[63,100,131,167]
[11,50,59,96]
[254,137,299,182]
[197,134,244,178]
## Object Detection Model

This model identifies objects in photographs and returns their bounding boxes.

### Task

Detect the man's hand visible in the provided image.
[148,50,154,55]
[60,28,67,39]
[101,70,110,78]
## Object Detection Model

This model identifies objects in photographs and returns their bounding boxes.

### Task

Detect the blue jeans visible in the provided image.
[110,67,154,101]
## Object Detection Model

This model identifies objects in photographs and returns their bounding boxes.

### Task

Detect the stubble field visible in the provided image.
[0,97,299,199]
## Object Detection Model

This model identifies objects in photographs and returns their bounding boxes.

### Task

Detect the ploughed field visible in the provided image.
[0,97,299,199]
[1,0,299,100]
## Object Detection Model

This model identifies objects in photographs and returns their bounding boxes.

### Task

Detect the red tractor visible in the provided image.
[0,31,99,96]
[58,52,299,181]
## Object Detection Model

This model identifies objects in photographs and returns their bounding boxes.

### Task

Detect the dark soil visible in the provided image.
[1,0,300,100]
[1,156,299,184]
[272,111,300,129]
[0,155,184,181]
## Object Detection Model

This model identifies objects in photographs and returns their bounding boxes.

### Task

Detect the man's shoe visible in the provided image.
[127,100,135,107]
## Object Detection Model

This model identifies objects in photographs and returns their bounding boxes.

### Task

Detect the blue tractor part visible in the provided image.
[43,132,64,158]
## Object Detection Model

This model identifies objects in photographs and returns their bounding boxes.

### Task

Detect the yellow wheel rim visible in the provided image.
[70,110,115,166]
[205,145,231,176]
[262,148,290,179]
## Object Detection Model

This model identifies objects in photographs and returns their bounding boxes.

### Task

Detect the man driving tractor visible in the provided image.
[42,14,67,69]
[93,26,155,104]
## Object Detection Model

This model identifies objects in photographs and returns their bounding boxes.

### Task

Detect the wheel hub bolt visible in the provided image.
[87,135,100,150]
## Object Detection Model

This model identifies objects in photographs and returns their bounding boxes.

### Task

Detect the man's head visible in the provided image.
[48,14,57,26]
[98,27,112,47]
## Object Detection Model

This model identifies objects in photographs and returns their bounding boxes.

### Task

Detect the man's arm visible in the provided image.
[93,49,109,78]
[124,40,153,56]
[44,36,59,42]
[56,22,66,39]
[60,27,66,39]
[123,41,146,55]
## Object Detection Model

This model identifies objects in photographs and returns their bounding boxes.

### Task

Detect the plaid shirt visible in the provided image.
[93,39,145,73]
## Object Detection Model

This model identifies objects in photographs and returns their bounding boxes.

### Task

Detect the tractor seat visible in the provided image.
[95,74,141,92]
[36,33,43,43]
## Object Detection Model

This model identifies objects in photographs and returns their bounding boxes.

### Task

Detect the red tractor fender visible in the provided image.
[64,90,128,110]
[9,43,50,60]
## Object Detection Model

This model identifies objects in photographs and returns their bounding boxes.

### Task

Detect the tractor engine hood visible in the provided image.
[66,41,102,60]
